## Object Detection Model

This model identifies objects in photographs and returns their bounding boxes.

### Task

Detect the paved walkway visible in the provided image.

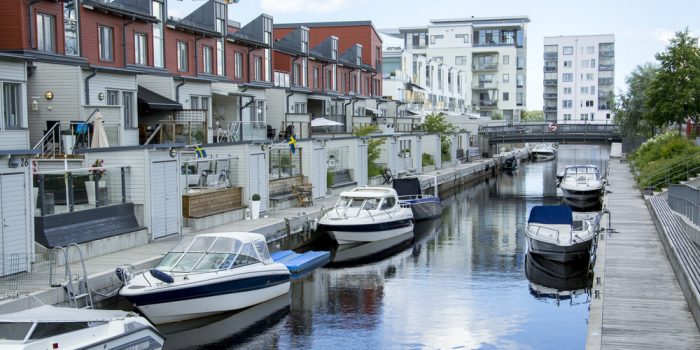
[587,161,700,349]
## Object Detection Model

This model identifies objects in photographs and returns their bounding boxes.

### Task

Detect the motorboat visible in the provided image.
[0,305,164,350]
[525,206,601,263]
[531,143,556,160]
[392,175,443,221]
[118,232,290,325]
[525,253,590,305]
[558,165,605,201]
[502,156,518,171]
[318,187,414,245]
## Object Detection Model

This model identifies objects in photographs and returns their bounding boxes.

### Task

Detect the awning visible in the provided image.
[406,110,419,115]
[211,83,253,98]
[405,82,425,91]
[138,86,182,111]
[365,107,383,115]
[307,94,331,101]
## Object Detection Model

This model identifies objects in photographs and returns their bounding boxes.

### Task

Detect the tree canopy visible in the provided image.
[353,124,385,177]
[614,63,657,136]
[423,113,458,161]
[521,110,545,122]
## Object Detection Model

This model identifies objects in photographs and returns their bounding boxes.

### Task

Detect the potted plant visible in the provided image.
[61,129,75,155]
[85,159,107,205]
[250,193,261,219]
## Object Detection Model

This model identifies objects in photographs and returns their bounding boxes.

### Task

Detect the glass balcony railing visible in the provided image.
[598,78,614,85]
[544,66,557,72]
[599,64,614,71]
[544,52,558,58]
[543,93,558,99]
[472,81,499,90]
[543,79,558,86]
[599,50,615,57]
[544,106,558,112]
[472,63,498,71]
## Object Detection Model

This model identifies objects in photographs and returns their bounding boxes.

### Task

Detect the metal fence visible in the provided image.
[668,184,700,227]
[0,253,62,300]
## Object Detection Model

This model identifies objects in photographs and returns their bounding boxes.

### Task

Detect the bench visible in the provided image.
[648,196,700,328]
[329,169,357,189]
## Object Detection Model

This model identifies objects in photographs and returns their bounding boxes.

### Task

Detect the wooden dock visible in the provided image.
[587,161,700,349]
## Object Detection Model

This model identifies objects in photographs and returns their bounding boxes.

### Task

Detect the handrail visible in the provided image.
[35,165,129,175]
[33,121,61,151]
[144,124,162,145]
[636,155,700,190]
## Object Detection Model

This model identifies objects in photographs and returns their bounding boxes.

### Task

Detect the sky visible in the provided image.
[168,0,700,110]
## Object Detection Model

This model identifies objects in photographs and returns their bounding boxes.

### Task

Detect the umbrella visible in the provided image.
[91,112,110,148]
[311,117,344,127]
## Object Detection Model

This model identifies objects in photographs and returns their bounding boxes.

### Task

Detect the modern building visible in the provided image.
[543,34,615,124]
[381,16,529,122]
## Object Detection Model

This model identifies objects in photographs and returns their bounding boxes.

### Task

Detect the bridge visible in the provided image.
[478,123,621,144]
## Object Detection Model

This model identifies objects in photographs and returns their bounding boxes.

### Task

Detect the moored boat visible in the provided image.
[392,176,443,221]
[558,165,604,201]
[525,206,600,263]
[531,144,556,161]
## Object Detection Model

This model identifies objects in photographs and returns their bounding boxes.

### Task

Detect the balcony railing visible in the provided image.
[33,120,121,159]
[218,121,267,142]
[598,78,614,85]
[544,66,557,73]
[472,81,499,90]
[474,42,515,48]
[543,79,558,86]
[598,91,613,99]
[544,52,558,58]
[543,93,558,99]
[599,51,615,57]
[544,106,557,112]
[599,64,614,71]
[472,63,498,71]
[475,100,498,109]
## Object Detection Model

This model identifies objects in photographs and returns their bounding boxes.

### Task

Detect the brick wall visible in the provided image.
[80,8,125,68]
[225,42,248,83]
[165,28,196,77]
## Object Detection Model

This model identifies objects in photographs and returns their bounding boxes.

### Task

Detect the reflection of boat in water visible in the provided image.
[525,206,600,263]
[393,176,443,221]
[561,196,602,212]
[330,232,414,266]
[160,294,290,350]
[525,253,590,303]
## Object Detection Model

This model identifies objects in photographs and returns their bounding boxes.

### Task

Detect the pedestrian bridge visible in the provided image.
[478,123,621,144]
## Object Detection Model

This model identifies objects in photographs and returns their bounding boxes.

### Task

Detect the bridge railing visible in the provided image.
[478,123,620,136]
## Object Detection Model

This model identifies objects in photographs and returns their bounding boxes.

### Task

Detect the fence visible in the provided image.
[668,184,700,227]
[0,253,62,300]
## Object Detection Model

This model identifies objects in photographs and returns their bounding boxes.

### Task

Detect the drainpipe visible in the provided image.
[84,68,97,105]
[122,19,134,67]
[175,78,186,104]
[28,0,41,49]
[344,98,353,133]
[194,35,202,76]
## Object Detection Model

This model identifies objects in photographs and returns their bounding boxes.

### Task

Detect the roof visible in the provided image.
[275,20,382,43]
[429,16,530,24]
[528,206,573,225]
[0,305,134,323]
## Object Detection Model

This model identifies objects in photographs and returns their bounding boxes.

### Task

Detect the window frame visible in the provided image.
[36,13,56,53]
[177,41,188,72]
[134,32,147,65]
[98,25,114,62]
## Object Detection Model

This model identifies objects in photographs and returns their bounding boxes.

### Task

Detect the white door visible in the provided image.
[389,139,398,173]
[150,161,179,239]
[313,148,327,199]
[248,153,268,212]
[356,144,368,187]
[0,173,29,276]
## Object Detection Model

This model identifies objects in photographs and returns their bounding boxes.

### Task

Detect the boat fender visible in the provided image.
[115,266,131,282]
[149,269,174,284]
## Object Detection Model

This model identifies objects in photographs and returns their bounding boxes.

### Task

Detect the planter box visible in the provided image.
[182,187,243,218]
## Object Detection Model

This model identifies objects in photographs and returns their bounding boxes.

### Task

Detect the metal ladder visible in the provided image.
[50,243,94,309]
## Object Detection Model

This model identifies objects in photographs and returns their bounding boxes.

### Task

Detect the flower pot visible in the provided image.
[62,135,75,155]
[250,200,261,219]
[85,180,107,204]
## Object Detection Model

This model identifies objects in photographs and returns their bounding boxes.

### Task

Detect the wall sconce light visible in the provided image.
[31,97,39,111]
[98,92,104,101]
[44,91,54,100]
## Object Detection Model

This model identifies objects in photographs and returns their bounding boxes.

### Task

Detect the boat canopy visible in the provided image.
[528,206,573,225]
[393,178,422,196]
[0,305,132,323]
[564,165,599,175]
[341,187,396,199]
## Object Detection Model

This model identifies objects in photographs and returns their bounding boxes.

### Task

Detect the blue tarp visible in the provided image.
[528,206,573,225]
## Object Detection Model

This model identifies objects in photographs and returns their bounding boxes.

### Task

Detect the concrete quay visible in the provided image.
[0,150,528,314]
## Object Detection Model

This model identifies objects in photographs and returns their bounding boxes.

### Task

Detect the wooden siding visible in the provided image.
[0,60,28,82]
[80,8,125,68]
[83,70,137,106]
[0,130,30,151]
[182,187,243,218]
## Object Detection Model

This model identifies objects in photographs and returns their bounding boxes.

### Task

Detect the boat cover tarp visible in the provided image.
[528,206,573,225]
[393,178,422,196]
[0,305,132,322]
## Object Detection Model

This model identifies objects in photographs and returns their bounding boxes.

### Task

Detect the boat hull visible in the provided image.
[320,219,414,245]
[526,237,592,263]
[560,186,603,201]
[400,198,443,221]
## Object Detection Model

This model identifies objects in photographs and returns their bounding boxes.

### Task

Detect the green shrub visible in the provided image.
[251,193,261,201]
[422,153,435,166]
[631,132,700,189]
[326,171,334,187]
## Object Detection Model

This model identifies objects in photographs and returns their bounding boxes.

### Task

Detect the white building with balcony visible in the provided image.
[543,34,615,124]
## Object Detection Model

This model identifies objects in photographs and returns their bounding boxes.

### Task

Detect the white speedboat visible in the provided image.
[531,144,556,160]
[392,176,443,221]
[118,232,290,325]
[318,187,414,245]
[558,165,604,201]
[525,206,600,263]
[0,305,164,350]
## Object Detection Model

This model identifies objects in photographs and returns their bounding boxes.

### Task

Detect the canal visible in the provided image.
[139,144,610,349]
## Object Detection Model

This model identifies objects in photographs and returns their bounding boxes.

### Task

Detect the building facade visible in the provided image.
[543,34,615,124]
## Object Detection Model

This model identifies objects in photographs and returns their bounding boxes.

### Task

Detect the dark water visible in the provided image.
[151,145,608,350]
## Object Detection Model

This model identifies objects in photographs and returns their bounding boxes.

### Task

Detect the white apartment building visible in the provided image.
[382,16,529,122]
[543,34,615,124]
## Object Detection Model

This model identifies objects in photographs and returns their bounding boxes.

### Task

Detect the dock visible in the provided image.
[587,161,700,349]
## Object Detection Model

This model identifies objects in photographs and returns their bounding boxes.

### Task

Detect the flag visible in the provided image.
[195,145,207,158]
[287,135,296,154]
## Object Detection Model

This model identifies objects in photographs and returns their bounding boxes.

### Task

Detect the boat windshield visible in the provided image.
[0,322,33,341]
[335,196,366,210]
[156,234,273,272]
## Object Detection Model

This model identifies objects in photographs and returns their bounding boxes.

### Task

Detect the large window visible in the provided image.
[122,91,134,128]
[177,41,188,71]
[331,37,338,60]
[254,56,262,81]
[191,96,209,110]
[203,46,213,74]
[2,83,21,129]
[269,149,301,180]
[216,40,224,76]
[215,2,225,76]
[314,67,319,89]
[64,2,79,56]
[234,52,243,79]
[301,28,309,54]
[37,13,56,53]
[134,33,147,65]
[563,46,573,55]
[263,16,272,45]
[99,26,113,61]
[301,58,308,87]
[152,0,164,67]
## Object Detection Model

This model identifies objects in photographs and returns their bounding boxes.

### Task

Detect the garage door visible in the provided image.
[0,173,28,276]
[249,153,268,212]
[313,148,327,199]
[150,161,180,239]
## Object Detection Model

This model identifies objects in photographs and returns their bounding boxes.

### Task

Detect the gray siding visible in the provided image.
[0,130,29,150]
[0,60,27,81]
[137,75,175,99]
[83,71,137,106]
[266,88,286,133]
[84,149,147,205]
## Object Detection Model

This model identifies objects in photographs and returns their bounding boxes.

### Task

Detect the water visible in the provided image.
[148,145,608,350]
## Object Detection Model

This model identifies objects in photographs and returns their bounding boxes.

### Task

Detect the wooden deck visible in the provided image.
[587,161,700,349]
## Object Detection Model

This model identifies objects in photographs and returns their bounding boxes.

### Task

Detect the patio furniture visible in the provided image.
[292,183,313,207]
[380,168,395,185]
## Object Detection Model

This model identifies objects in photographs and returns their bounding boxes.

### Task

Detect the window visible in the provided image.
[455,56,466,65]
[152,0,164,67]
[585,100,594,107]
[99,26,113,61]
[234,52,243,79]
[301,29,309,54]
[503,55,509,65]
[36,13,56,53]
[564,114,571,120]
[563,100,572,108]
[292,102,306,113]
[580,113,588,120]
[2,83,21,129]
[503,92,509,101]
[355,45,362,66]
[190,96,209,111]
[255,56,262,81]
[216,40,224,75]
[562,73,573,82]
[591,86,596,95]
[516,57,524,70]
[563,46,573,55]
[581,60,589,68]
[455,34,469,43]
[563,60,572,68]
[301,58,308,87]
[253,100,265,122]
[122,91,134,128]
[591,59,596,68]
[203,46,213,74]
[292,63,300,86]
[516,74,524,87]
[106,90,119,106]
[64,2,79,55]
[269,149,301,180]
[263,16,272,45]
[581,87,589,94]
[429,35,443,45]
[503,73,509,83]
[516,92,523,106]
[586,73,594,81]
[331,37,338,60]
[314,67,319,89]
[177,42,188,71]
[135,33,147,65]
[586,46,595,54]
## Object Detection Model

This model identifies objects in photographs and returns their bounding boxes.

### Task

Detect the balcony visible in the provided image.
[472,81,499,90]
[544,52,558,58]
[543,93,558,99]
[474,42,515,48]
[217,121,267,142]
[475,100,498,109]
[598,78,614,85]
[543,79,558,86]
[599,64,614,71]
[598,91,613,99]
[544,66,557,73]
[544,106,557,112]
[34,120,121,159]
[599,50,615,57]
[472,63,499,72]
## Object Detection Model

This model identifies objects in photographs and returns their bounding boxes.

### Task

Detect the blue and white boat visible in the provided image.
[118,232,290,325]
[392,175,443,221]
[558,165,605,201]
[525,206,600,263]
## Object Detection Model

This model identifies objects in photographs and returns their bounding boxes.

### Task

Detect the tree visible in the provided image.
[521,110,545,122]
[645,29,700,130]
[423,113,457,161]
[353,124,385,177]
[491,111,503,120]
[614,63,657,136]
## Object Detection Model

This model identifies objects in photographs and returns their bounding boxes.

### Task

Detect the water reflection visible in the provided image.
[525,253,591,306]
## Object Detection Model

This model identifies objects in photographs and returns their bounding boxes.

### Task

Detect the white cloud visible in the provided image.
[624,28,697,44]
[261,0,359,14]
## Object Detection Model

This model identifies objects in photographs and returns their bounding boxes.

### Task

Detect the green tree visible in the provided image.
[423,113,457,161]
[645,29,700,130]
[521,110,545,122]
[353,124,385,177]
[614,63,657,136]
[491,111,503,120]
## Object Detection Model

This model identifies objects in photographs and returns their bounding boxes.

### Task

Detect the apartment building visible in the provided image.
[382,16,529,122]
[543,34,615,124]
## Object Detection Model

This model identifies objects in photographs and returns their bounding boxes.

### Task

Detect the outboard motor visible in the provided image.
[115,265,132,283]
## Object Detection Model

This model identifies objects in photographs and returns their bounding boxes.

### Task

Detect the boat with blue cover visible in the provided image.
[392,175,443,221]
[118,232,290,325]
[525,206,600,263]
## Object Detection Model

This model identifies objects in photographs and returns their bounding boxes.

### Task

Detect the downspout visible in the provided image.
[122,18,134,67]
[194,34,202,76]
[175,78,186,104]
[28,0,41,49]
[84,68,97,105]
[370,72,378,97]
[344,98,353,133]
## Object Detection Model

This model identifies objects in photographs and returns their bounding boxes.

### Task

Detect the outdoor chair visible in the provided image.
[292,184,313,207]
[380,169,395,185]
[213,155,231,188]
